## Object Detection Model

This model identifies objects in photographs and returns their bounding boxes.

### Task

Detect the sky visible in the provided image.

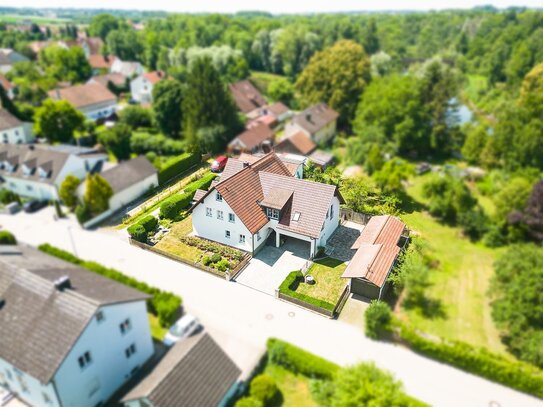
[0,0,540,14]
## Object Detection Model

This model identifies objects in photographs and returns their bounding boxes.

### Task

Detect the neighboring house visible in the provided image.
[0,48,29,73]
[48,83,118,120]
[274,131,317,157]
[309,150,335,169]
[0,109,34,144]
[0,144,107,200]
[238,152,304,179]
[0,74,15,99]
[191,153,343,257]
[229,80,266,115]
[110,59,145,78]
[87,73,127,90]
[0,245,154,407]
[266,101,292,122]
[227,123,274,155]
[77,37,103,58]
[77,156,158,214]
[129,71,167,103]
[122,332,241,407]
[342,215,409,300]
[88,54,117,73]
[284,103,339,144]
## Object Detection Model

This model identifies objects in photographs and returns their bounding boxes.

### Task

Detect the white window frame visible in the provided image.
[206,207,212,217]
[216,192,223,202]
[266,208,280,220]
[120,318,131,335]
[225,230,231,239]
[217,210,224,220]
[78,351,92,370]
[256,231,261,241]
[239,234,246,243]
[228,213,235,223]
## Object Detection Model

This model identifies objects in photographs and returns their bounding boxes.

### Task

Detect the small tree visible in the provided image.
[365,301,392,339]
[152,79,184,138]
[59,175,81,209]
[84,174,113,216]
[34,100,85,143]
[249,374,279,406]
[99,123,132,160]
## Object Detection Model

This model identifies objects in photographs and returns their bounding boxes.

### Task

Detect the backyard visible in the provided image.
[262,364,317,407]
[296,257,347,305]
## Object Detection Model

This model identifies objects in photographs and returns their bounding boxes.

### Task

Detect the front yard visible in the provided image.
[296,257,347,305]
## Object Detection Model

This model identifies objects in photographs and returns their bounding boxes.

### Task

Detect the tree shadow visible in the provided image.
[403,296,447,320]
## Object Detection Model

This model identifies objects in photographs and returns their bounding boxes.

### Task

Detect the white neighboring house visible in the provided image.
[129,71,167,103]
[0,109,34,144]
[0,74,15,99]
[110,59,145,78]
[190,153,342,257]
[0,49,29,73]
[48,83,118,120]
[0,144,107,201]
[284,103,339,145]
[0,245,154,407]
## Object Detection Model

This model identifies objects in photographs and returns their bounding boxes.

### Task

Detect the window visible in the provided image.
[125,343,137,358]
[225,230,231,239]
[78,351,92,369]
[217,210,223,220]
[16,373,28,393]
[5,369,12,381]
[26,185,33,191]
[119,318,131,334]
[206,207,212,217]
[266,208,280,220]
[256,231,261,241]
[15,130,19,136]
[292,212,301,222]
[216,192,223,202]
[228,213,235,223]
[329,204,334,219]
[96,311,104,323]
[43,392,52,404]
[239,234,246,243]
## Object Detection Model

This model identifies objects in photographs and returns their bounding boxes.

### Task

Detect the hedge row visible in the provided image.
[0,230,17,245]
[396,322,543,398]
[278,271,336,311]
[158,153,200,185]
[183,172,217,195]
[267,338,339,380]
[128,215,158,243]
[38,244,182,328]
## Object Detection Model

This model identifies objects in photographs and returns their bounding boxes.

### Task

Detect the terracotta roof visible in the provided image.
[267,101,289,116]
[88,73,126,88]
[343,215,406,287]
[88,54,116,69]
[48,83,117,109]
[193,189,207,202]
[275,131,316,156]
[0,74,13,90]
[236,153,301,177]
[143,70,166,84]
[292,103,339,135]
[228,123,274,151]
[0,109,22,131]
[229,80,266,114]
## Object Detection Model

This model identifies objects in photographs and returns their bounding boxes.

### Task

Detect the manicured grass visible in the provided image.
[148,313,168,341]
[296,257,347,304]
[154,216,202,263]
[263,364,317,407]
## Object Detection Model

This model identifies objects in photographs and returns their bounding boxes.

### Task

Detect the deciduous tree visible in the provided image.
[34,100,85,143]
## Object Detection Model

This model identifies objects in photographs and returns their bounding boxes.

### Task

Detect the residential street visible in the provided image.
[2,208,542,407]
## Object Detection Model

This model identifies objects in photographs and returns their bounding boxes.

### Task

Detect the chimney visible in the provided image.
[55,89,61,100]
[306,113,312,122]
[54,275,71,291]
[243,161,250,168]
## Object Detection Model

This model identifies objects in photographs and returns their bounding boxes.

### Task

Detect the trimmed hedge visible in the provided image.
[0,230,17,245]
[128,224,147,243]
[158,153,200,185]
[160,193,193,220]
[140,215,158,232]
[278,271,335,311]
[38,244,182,328]
[267,338,339,380]
[249,374,279,405]
[183,172,217,194]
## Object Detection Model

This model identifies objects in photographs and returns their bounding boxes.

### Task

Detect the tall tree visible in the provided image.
[84,174,113,216]
[98,123,132,160]
[34,100,85,143]
[152,80,184,138]
[89,14,120,40]
[59,175,81,209]
[362,18,380,54]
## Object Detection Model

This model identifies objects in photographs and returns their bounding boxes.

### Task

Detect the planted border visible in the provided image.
[278,271,336,313]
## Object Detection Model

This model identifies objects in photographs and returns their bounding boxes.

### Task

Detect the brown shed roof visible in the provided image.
[88,72,126,88]
[229,80,266,114]
[48,83,117,109]
[88,54,117,69]
[275,131,316,156]
[228,123,274,151]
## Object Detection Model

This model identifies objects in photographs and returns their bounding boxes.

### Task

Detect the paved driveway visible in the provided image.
[235,238,310,295]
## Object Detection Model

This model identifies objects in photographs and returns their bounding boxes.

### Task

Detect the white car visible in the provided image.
[0,387,13,406]
[163,314,201,346]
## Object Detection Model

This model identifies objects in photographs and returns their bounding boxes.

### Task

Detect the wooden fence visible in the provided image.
[340,208,371,226]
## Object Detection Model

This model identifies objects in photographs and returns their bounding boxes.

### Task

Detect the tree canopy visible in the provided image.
[34,100,85,143]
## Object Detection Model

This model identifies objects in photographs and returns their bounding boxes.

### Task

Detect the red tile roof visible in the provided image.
[0,74,13,91]
[88,54,117,69]
[229,80,266,114]
[143,70,167,84]
[267,102,289,116]
[228,123,274,151]
[275,131,316,156]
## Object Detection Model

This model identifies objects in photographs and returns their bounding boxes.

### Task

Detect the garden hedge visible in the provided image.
[278,271,336,311]
[158,153,200,185]
[0,230,17,245]
[183,172,217,194]
[267,338,339,380]
[139,215,158,232]
[38,244,182,327]
[128,224,147,243]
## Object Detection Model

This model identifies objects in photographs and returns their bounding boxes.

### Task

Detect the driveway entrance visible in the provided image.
[235,237,310,295]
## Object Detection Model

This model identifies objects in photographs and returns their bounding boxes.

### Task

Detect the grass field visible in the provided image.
[397,174,507,354]
[263,364,317,407]
[296,257,347,304]
[0,14,72,24]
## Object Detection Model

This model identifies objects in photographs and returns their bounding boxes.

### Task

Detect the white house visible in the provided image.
[48,83,118,120]
[190,153,342,257]
[0,74,15,99]
[110,59,145,78]
[0,49,29,73]
[284,103,339,145]
[0,245,154,407]
[129,71,167,103]
[0,144,107,201]
[0,109,34,144]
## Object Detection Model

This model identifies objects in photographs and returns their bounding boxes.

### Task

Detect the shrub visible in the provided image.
[131,132,185,156]
[235,397,263,407]
[183,172,217,194]
[267,338,339,379]
[140,215,158,232]
[158,153,200,184]
[210,253,222,263]
[249,374,279,406]
[365,300,392,339]
[159,192,193,220]
[180,236,245,261]
[458,208,488,240]
[202,256,212,266]
[74,203,91,224]
[128,224,147,243]
[216,259,230,272]
[278,271,335,311]
[0,189,20,204]
[38,244,182,328]
[0,230,16,245]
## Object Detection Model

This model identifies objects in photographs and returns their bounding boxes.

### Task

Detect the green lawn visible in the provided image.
[250,70,287,96]
[148,313,168,341]
[296,257,347,304]
[263,364,317,407]
[398,174,507,354]
[154,216,202,263]
[0,14,72,24]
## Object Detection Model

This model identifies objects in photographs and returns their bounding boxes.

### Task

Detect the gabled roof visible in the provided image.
[99,156,157,194]
[238,152,303,177]
[351,215,406,249]
[48,83,117,109]
[309,150,335,167]
[122,332,241,407]
[0,245,150,384]
[292,103,339,135]
[88,73,126,88]
[260,187,293,210]
[229,80,267,114]
[0,109,22,131]
[78,37,103,55]
[228,123,274,151]
[142,70,167,84]
[267,101,290,116]
[275,131,316,156]
[88,54,117,70]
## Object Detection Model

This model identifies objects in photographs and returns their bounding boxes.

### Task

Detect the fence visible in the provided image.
[276,283,351,319]
[340,208,371,226]
[129,238,251,281]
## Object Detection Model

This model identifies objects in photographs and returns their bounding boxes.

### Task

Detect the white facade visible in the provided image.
[109,173,158,212]
[79,100,118,120]
[1,122,34,144]
[130,76,154,103]
[0,300,153,407]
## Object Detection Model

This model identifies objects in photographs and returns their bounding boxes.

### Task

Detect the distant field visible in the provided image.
[0,14,72,24]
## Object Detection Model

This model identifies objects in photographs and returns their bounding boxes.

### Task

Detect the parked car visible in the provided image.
[0,387,13,406]
[211,156,228,173]
[163,314,201,346]
[4,202,20,215]
[23,200,48,213]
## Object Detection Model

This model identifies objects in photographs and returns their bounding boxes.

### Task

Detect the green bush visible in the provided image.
[365,300,392,339]
[75,203,91,224]
[235,397,263,407]
[210,253,222,263]
[128,224,147,243]
[202,256,212,266]
[38,244,182,328]
[267,338,339,380]
[0,230,16,245]
[183,172,217,194]
[278,271,335,311]
[180,236,245,261]
[158,153,200,184]
[249,374,279,406]
[0,189,20,204]
[140,215,158,232]
[159,192,193,220]
[216,259,230,272]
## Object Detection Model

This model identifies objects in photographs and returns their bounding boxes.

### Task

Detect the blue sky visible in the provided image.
[0,0,540,13]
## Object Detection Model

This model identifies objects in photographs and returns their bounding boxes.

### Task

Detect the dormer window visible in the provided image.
[266,208,280,220]
[22,165,33,176]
